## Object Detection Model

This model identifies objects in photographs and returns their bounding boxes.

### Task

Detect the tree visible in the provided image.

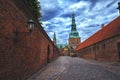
[25,0,42,18]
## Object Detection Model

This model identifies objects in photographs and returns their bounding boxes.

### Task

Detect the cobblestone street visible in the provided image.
[27,56,120,80]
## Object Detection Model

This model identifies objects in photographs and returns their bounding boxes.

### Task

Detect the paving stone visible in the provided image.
[27,56,120,80]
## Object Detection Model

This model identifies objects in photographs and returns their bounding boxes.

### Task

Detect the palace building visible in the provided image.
[53,32,69,56]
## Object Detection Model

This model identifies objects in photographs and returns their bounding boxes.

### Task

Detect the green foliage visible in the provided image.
[25,0,42,18]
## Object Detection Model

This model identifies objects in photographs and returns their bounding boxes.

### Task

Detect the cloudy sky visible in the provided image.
[40,0,120,44]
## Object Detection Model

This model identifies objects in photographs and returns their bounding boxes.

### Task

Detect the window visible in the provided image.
[86,49,88,53]
[103,43,105,49]
[97,45,99,50]
[0,52,6,69]
[89,48,91,53]
[93,46,95,51]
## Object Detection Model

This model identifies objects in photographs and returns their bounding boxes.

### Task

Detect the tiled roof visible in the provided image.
[75,16,120,51]
[69,31,80,38]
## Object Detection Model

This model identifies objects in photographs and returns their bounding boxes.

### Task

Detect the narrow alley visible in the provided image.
[27,56,120,80]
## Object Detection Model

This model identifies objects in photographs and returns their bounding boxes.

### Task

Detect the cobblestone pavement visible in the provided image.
[27,56,120,80]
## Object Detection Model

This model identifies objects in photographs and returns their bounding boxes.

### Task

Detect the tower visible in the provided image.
[68,13,81,50]
[53,32,56,45]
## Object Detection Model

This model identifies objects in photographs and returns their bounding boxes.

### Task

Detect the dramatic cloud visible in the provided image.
[40,0,120,44]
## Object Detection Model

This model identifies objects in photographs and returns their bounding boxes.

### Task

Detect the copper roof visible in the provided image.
[75,16,120,51]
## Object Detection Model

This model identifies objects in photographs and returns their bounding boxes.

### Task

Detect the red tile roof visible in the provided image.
[75,16,120,51]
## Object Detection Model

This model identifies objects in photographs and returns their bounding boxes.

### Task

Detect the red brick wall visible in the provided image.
[0,0,59,80]
[96,36,120,61]
[83,53,95,60]
[76,35,120,62]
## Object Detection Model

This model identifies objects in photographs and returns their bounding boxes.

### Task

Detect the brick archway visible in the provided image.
[47,45,50,63]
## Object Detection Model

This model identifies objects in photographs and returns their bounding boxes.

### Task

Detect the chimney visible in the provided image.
[101,24,105,29]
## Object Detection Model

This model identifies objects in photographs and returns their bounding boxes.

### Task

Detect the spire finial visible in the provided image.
[53,32,56,40]
[72,10,75,17]
[71,12,76,31]
[53,32,56,45]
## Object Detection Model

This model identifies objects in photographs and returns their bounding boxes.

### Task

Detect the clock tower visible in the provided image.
[68,13,81,51]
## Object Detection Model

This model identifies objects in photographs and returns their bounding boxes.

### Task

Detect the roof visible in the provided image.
[69,31,80,38]
[75,16,120,51]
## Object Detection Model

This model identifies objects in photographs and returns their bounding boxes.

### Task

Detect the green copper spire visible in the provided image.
[71,13,76,31]
[69,13,80,38]
[53,32,56,45]
[53,32,56,41]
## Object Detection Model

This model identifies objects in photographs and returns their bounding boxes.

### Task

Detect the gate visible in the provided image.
[118,43,120,60]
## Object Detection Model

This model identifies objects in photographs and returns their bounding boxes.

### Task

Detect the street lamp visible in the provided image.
[28,19,34,34]
[13,19,34,43]
[14,19,34,36]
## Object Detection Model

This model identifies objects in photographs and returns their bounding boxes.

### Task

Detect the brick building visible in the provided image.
[0,0,59,80]
[75,16,120,62]
[68,13,81,51]
[57,44,69,56]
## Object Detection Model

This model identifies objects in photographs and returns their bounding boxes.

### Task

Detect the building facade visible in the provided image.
[57,44,69,56]
[68,13,81,51]
[52,32,70,56]
[75,16,120,62]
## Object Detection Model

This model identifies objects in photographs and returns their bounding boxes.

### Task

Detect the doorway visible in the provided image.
[47,45,50,63]
[118,43,120,60]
